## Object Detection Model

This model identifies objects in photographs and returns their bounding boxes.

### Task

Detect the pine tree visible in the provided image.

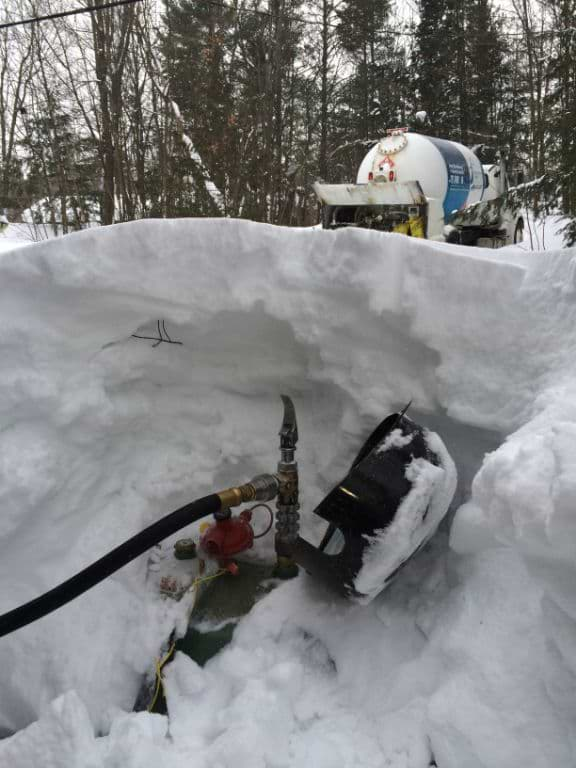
[413,0,512,146]
[336,0,395,139]
[545,0,576,216]
[331,0,411,183]
[161,0,306,222]
[162,0,235,216]
[21,106,98,232]
[466,0,514,147]
[413,0,459,139]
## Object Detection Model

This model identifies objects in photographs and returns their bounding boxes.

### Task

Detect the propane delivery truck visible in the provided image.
[314,129,524,247]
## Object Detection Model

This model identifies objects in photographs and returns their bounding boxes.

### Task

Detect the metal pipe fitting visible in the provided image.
[216,473,279,510]
[274,396,300,576]
[249,473,280,502]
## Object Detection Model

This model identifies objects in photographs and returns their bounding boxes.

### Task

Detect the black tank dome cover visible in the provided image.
[290,411,456,603]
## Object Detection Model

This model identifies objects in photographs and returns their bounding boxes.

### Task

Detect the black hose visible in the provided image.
[0,493,222,639]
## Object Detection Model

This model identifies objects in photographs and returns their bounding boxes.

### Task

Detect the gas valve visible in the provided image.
[199,509,255,571]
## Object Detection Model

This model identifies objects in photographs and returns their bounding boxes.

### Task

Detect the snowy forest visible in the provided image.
[1,0,575,232]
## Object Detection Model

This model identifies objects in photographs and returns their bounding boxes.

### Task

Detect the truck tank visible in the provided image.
[356,132,486,222]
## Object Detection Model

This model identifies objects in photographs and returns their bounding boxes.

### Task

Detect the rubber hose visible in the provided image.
[0,493,222,638]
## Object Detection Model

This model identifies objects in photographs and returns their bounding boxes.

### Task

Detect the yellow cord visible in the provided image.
[188,568,227,590]
[147,567,227,712]
[148,641,176,712]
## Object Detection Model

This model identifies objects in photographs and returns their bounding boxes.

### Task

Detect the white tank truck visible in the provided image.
[314,129,524,247]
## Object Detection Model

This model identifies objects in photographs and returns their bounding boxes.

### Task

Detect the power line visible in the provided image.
[0,0,569,43]
[0,0,144,31]
[1,0,570,42]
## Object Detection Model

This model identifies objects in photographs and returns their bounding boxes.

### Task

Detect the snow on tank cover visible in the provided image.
[356,132,485,222]
[316,412,457,604]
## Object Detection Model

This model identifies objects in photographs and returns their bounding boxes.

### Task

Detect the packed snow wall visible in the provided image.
[0,219,576,767]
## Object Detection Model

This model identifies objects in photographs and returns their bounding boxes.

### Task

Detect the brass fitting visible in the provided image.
[273,555,299,580]
[216,485,254,509]
[216,474,279,510]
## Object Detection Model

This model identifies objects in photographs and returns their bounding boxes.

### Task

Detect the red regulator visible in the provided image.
[200,510,255,561]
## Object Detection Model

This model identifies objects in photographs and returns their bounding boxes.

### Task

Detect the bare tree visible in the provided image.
[0,6,36,216]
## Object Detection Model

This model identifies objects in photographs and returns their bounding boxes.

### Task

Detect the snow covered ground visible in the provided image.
[0,218,576,767]
[505,214,570,252]
[0,223,50,251]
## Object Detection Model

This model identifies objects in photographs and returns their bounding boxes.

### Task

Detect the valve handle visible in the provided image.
[279,394,298,460]
[275,396,300,572]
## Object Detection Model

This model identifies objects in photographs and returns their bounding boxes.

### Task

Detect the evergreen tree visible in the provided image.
[336,0,404,139]
[466,0,518,153]
[162,0,306,222]
[545,0,576,216]
[412,0,460,139]
[413,0,512,145]
[162,0,235,216]
[331,0,411,182]
[21,105,98,231]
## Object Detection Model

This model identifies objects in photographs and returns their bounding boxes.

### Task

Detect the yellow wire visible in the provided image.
[147,567,227,712]
[189,568,227,589]
[148,641,176,712]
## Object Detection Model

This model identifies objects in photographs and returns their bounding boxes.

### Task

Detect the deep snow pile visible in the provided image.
[0,224,40,252]
[1,219,576,767]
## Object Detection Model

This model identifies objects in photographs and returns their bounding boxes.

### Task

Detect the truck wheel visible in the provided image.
[513,218,524,244]
[445,228,461,244]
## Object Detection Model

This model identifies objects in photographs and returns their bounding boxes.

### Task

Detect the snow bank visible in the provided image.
[0,231,27,253]
[1,219,576,766]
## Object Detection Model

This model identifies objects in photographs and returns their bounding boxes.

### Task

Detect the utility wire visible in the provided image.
[0,0,570,38]
[162,0,571,39]
[0,0,144,31]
